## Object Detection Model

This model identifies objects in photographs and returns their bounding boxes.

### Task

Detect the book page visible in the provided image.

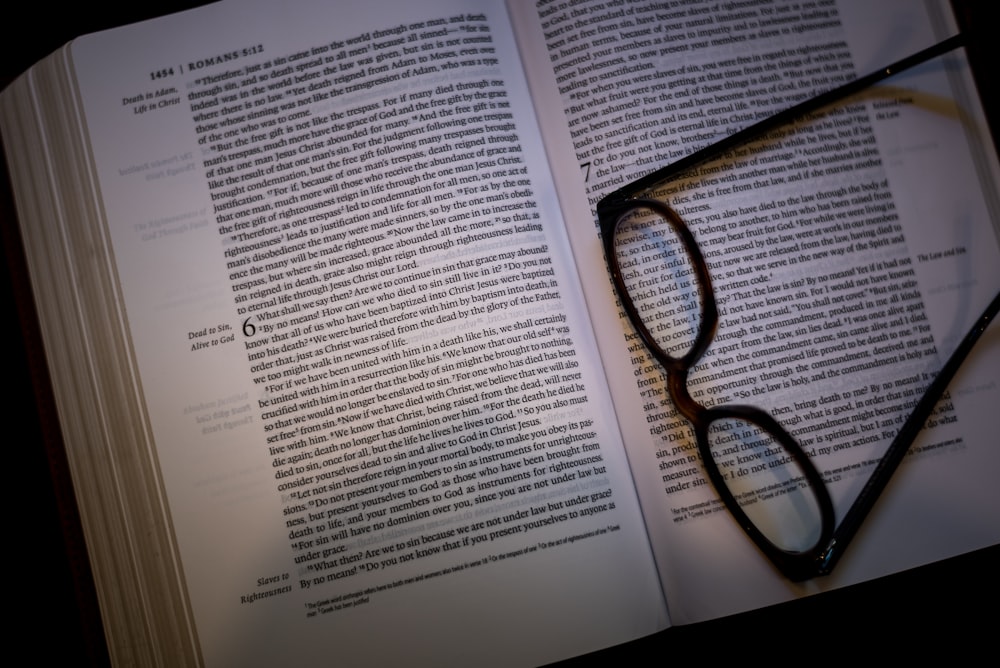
[512,0,1000,623]
[70,0,666,664]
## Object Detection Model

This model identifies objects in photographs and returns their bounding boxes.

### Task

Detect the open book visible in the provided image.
[2,0,998,665]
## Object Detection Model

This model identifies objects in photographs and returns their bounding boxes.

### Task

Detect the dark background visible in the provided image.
[3,2,997,665]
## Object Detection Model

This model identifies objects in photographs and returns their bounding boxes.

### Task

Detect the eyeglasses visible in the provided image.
[597,34,1000,581]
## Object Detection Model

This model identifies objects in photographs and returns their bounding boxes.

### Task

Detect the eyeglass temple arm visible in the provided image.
[597,33,966,211]
[816,291,1000,575]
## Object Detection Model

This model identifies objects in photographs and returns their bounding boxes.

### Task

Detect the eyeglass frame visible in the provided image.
[596,33,1000,581]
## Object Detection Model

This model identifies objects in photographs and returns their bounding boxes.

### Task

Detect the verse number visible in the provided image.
[150,67,175,81]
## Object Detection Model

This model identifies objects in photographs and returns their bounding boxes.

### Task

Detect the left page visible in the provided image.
[69,0,666,665]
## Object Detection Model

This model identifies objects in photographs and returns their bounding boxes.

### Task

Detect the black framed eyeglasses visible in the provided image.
[597,34,1000,581]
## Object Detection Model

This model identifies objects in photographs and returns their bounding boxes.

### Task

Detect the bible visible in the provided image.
[3,0,998,665]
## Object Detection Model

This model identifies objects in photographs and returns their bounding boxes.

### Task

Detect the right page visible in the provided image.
[512,0,1000,622]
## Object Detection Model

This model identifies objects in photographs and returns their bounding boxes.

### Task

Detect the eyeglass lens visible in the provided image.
[705,417,824,554]
[613,205,704,361]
